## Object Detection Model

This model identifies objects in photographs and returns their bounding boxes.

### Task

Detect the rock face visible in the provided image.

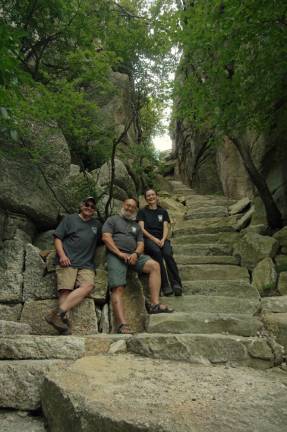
[42,354,287,432]
[0,410,46,432]
[233,233,279,269]
[252,257,277,296]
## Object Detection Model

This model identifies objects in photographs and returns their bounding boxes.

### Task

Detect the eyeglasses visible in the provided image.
[84,203,95,209]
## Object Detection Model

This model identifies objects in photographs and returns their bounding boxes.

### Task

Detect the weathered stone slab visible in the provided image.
[233,233,279,270]
[20,298,98,335]
[0,303,22,321]
[162,295,259,315]
[0,239,25,272]
[178,264,249,281]
[252,257,277,296]
[172,231,241,246]
[111,272,148,333]
[0,410,46,432]
[235,206,255,231]
[0,359,68,410]
[261,297,287,313]
[183,280,260,299]
[33,229,55,250]
[0,271,23,302]
[229,197,251,215]
[148,312,262,337]
[262,313,287,351]
[173,216,238,236]
[173,243,232,256]
[127,334,277,369]
[278,272,287,295]
[0,320,31,336]
[23,244,57,300]
[42,354,287,432]
[175,255,238,265]
[0,335,85,360]
[84,334,131,355]
[185,206,228,220]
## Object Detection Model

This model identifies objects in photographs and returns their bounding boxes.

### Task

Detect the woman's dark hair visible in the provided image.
[144,188,158,199]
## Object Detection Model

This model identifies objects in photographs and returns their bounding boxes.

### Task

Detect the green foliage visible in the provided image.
[175,0,287,138]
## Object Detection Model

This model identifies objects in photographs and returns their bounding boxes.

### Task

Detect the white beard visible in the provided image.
[119,208,137,221]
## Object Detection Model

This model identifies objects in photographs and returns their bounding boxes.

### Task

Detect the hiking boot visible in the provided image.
[45,309,69,333]
[173,284,183,296]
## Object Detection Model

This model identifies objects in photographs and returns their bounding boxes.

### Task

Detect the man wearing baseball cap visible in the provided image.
[45,196,102,334]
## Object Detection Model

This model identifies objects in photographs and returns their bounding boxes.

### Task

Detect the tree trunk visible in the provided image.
[230,136,282,229]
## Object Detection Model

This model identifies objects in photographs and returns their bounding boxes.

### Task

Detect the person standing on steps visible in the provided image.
[45,197,102,334]
[102,197,174,335]
[137,189,183,297]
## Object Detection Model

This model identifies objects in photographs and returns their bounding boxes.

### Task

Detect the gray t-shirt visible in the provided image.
[54,214,102,269]
[102,215,143,254]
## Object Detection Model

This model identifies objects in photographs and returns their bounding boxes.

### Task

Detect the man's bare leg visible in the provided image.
[111,286,127,326]
[142,259,161,304]
[60,283,93,313]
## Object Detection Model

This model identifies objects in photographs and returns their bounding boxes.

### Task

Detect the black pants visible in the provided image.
[144,239,182,292]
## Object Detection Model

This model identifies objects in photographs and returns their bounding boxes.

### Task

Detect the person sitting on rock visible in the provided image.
[137,189,183,297]
[45,196,102,334]
[102,197,174,334]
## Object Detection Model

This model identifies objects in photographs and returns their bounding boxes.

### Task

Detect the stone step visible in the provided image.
[161,295,259,315]
[173,216,238,236]
[185,206,228,220]
[173,243,232,256]
[182,280,260,299]
[261,296,287,313]
[0,320,32,336]
[127,333,282,369]
[175,255,238,265]
[0,410,46,432]
[41,354,287,432]
[148,312,262,337]
[178,264,250,281]
[171,232,240,245]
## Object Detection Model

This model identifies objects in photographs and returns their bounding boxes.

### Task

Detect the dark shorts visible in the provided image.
[106,252,151,289]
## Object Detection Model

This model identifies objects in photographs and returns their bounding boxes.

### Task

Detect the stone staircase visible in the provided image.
[1,178,287,431]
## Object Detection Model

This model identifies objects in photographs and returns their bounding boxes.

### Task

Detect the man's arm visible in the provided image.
[128,241,144,265]
[54,237,71,267]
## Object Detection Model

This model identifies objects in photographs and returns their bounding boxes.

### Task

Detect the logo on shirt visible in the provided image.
[91,226,98,235]
[158,214,163,222]
[131,226,137,234]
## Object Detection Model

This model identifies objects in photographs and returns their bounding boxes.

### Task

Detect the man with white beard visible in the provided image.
[102,197,174,334]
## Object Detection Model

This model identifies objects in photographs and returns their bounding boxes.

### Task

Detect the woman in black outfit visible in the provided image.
[137,189,182,296]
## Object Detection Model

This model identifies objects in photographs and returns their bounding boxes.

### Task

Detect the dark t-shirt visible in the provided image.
[137,207,170,239]
[102,215,143,254]
[54,214,102,269]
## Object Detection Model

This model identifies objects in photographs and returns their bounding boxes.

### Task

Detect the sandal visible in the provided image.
[117,323,134,334]
[148,303,174,314]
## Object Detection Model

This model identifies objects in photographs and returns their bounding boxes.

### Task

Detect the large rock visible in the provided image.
[252,257,277,296]
[0,320,31,336]
[262,313,287,351]
[0,359,68,410]
[275,255,287,272]
[111,272,148,333]
[42,354,287,432]
[2,214,36,241]
[233,232,279,269]
[93,158,136,197]
[0,410,45,432]
[20,298,98,335]
[33,230,55,250]
[229,197,251,215]
[23,244,57,300]
[273,226,287,248]
[0,335,85,360]
[261,297,287,313]
[0,125,71,228]
[0,303,22,321]
[0,237,25,302]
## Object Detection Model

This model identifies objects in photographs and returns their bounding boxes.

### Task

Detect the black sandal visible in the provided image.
[148,304,174,314]
[117,323,134,334]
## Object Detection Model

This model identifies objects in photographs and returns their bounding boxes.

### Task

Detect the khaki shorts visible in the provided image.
[56,266,95,291]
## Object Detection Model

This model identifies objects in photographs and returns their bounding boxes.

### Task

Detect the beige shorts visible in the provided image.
[56,266,95,291]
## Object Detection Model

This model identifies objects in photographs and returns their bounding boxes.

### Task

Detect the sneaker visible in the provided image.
[45,309,69,333]
[173,284,183,296]
[161,286,174,297]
